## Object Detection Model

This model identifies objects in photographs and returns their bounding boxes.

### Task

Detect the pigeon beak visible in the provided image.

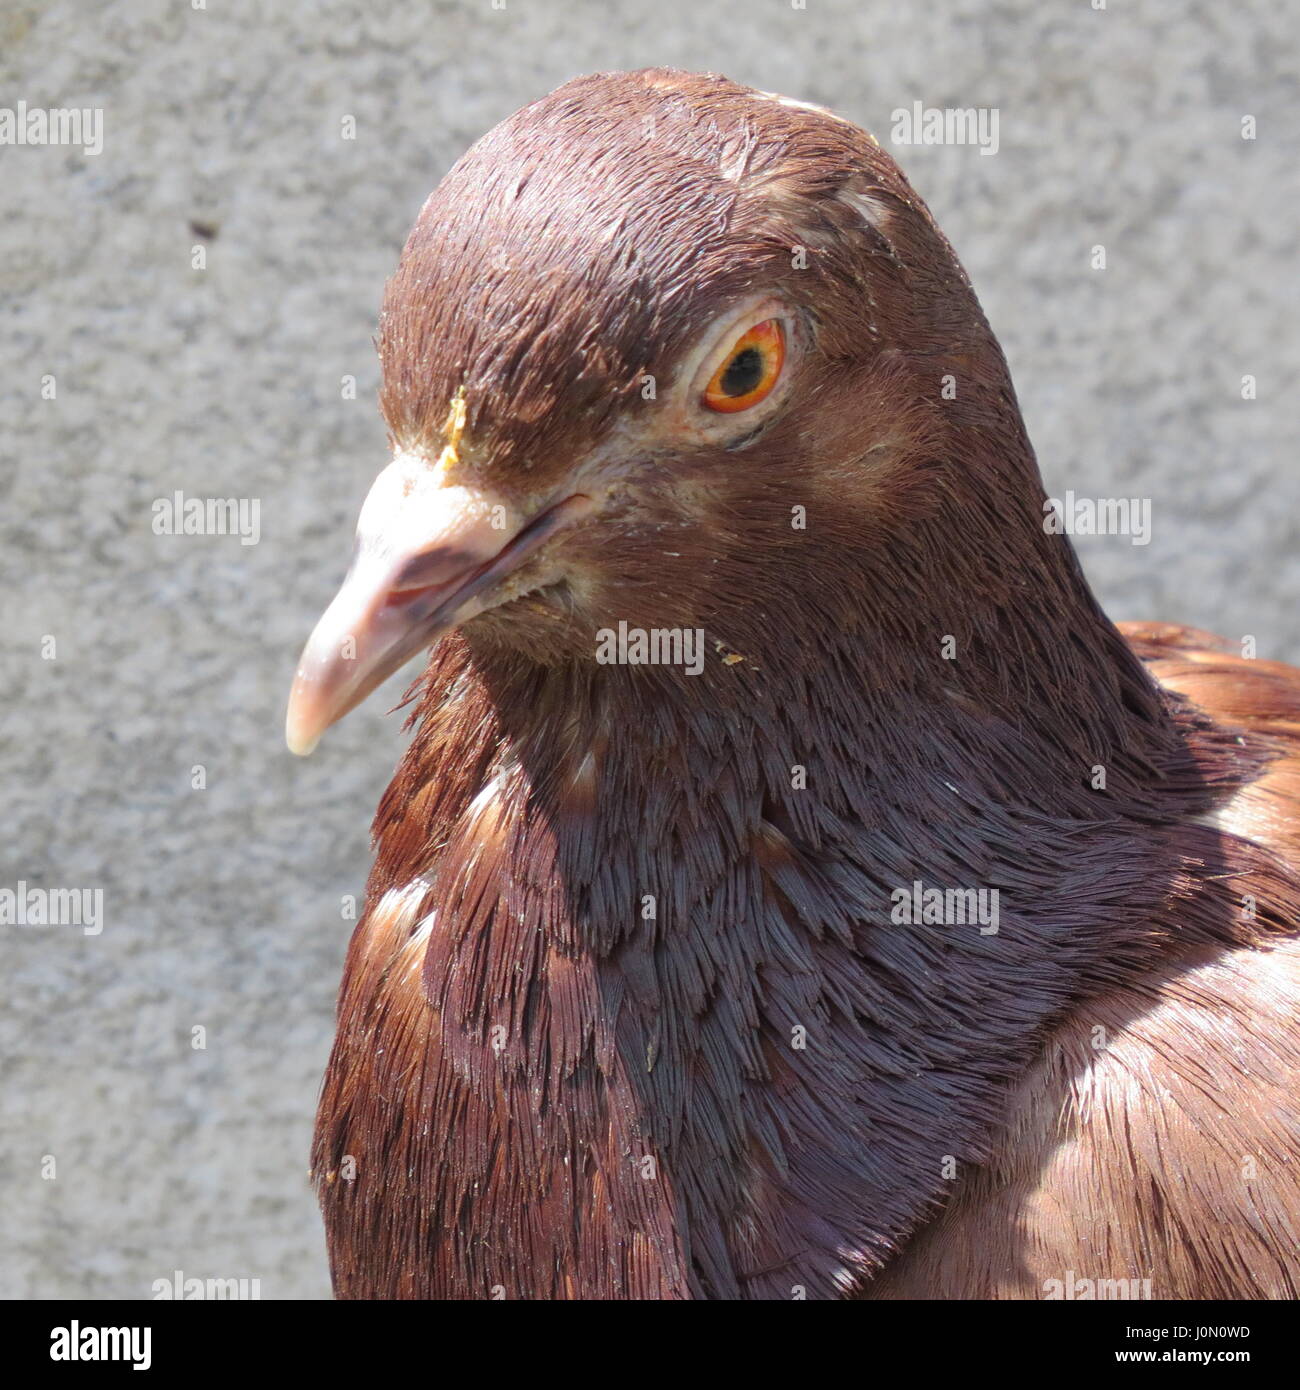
[286,454,594,756]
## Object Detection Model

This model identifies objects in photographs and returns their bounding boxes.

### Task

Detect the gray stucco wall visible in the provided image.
[2,0,1295,1297]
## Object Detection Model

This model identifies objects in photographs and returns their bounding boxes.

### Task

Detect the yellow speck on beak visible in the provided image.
[432,386,469,481]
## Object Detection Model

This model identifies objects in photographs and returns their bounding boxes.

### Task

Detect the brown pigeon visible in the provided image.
[287,69,1300,1300]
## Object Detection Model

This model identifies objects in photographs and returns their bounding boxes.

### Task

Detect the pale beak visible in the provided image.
[286,455,593,755]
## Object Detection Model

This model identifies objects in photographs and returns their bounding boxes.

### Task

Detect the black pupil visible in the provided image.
[720,346,764,397]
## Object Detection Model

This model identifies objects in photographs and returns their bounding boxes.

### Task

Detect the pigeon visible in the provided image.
[287,69,1300,1300]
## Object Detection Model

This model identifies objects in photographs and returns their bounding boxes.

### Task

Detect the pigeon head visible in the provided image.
[287,68,1049,755]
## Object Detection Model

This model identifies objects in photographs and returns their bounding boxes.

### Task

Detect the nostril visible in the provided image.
[390,546,490,594]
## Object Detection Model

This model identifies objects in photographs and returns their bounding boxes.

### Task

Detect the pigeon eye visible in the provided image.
[701,319,786,413]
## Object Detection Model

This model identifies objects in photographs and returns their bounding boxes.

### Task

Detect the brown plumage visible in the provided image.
[287,70,1300,1299]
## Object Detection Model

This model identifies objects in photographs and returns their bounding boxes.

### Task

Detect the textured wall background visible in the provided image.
[2,0,1295,1298]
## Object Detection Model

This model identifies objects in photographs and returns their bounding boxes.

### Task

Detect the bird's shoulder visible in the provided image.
[866,933,1300,1299]
[1120,621,1300,862]
[863,623,1300,1299]
[1119,621,1300,735]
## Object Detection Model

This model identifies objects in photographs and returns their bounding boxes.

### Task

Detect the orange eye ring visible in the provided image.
[702,318,786,413]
